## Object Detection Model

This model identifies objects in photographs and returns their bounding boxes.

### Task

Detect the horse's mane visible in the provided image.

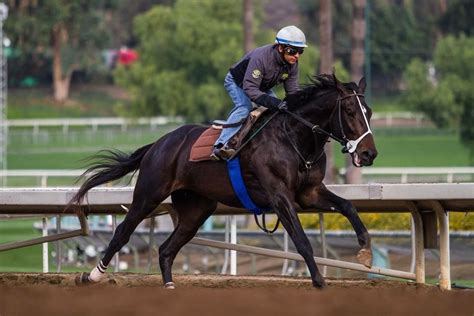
[285,74,358,110]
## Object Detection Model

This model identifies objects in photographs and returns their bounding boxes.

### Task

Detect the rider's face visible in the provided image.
[280,45,303,64]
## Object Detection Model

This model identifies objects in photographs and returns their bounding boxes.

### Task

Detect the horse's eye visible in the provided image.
[346,109,356,117]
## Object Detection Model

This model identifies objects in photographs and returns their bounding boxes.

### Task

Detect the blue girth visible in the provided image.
[226,157,271,215]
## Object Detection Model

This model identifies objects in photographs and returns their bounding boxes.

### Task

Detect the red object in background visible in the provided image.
[118,47,138,66]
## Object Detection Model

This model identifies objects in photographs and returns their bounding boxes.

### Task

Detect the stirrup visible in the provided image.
[210,148,223,161]
[220,147,236,158]
[210,146,236,161]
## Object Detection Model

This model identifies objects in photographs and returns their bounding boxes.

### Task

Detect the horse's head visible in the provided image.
[333,75,378,167]
[284,74,377,167]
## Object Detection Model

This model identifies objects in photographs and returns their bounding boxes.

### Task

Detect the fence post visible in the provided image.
[406,201,425,284]
[56,215,61,272]
[230,215,237,275]
[430,200,451,290]
[112,215,119,272]
[319,213,327,277]
[42,217,49,273]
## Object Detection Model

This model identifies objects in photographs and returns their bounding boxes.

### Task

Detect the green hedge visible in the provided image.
[299,212,474,231]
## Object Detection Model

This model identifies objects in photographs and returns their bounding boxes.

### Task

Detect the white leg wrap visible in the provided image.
[89,262,107,283]
[89,266,104,282]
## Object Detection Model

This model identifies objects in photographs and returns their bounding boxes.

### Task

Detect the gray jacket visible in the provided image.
[229,44,299,108]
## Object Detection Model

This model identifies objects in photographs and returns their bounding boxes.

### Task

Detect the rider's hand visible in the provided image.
[278,101,288,111]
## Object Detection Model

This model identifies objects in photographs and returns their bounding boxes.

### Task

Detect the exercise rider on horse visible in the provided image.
[211,25,307,160]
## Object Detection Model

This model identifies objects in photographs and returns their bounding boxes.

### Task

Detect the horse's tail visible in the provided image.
[68,143,153,206]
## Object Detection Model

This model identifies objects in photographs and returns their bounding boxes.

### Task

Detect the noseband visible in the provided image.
[283,91,373,169]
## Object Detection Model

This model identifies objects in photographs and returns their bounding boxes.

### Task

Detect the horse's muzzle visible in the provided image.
[359,148,378,166]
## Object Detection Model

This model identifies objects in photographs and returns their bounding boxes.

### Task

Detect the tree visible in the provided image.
[404,35,474,163]
[105,0,175,48]
[438,0,474,36]
[5,1,115,102]
[369,1,433,89]
[243,0,254,53]
[345,0,366,184]
[114,0,244,122]
[115,0,319,122]
[319,0,335,184]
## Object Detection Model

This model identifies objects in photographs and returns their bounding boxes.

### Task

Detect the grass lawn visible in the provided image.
[333,131,471,168]
[0,219,94,272]
[8,85,128,118]
[6,125,472,170]
[0,219,45,272]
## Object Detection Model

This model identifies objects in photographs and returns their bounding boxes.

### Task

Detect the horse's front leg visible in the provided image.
[298,184,372,268]
[270,192,326,289]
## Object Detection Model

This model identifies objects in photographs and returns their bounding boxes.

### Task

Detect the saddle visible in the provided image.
[189,106,268,162]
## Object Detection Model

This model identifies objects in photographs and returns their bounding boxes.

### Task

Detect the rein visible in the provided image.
[283,116,325,170]
[282,99,343,170]
[227,110,280,161]
[254,212,280,234]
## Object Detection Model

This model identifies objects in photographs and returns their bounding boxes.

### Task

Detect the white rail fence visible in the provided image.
[0,167,473,187]
[6,112,424,134]
[371,112,427,126]
[7,116,184,134]
[338,167,474,183]
[0,183,473,290]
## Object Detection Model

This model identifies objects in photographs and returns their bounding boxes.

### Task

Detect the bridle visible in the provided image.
[337,91,373,154]
[283,90,373,169]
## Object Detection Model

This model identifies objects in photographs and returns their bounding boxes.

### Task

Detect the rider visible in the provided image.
[211,25,307,160]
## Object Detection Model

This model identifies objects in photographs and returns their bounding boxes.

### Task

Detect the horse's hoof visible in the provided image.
[312,274,327,289]
[164,282,176,289]
[75,272,91,286]
[357,248,373,268]
[313,281,327,289]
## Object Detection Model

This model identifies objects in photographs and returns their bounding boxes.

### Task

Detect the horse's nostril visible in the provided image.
[362,149,377,161]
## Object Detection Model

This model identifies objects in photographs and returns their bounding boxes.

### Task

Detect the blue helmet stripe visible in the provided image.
[275,37,306,46]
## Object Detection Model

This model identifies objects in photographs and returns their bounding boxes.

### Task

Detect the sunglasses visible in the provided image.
[284,46,304,56]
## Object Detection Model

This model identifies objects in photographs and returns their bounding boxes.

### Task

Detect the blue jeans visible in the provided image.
[215,72,275,147]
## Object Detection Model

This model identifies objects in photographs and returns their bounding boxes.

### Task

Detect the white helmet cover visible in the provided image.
[275,25,307,47]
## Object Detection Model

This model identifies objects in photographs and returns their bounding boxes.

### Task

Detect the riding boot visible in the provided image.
[210,144,236,161]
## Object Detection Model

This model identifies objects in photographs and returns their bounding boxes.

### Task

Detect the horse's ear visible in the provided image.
[358,77,367,94]
[333,73,350,95]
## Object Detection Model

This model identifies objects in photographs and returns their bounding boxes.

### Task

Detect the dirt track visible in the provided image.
[0,273,473,315]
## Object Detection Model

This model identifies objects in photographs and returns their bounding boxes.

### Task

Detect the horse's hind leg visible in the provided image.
[77,187,168,284]
[159,190,216,288]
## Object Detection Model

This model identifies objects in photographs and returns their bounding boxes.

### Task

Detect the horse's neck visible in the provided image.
[260,106,331,158]
[288,98,337,153]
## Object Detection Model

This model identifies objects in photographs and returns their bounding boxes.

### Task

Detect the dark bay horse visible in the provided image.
[70,74,377,289]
